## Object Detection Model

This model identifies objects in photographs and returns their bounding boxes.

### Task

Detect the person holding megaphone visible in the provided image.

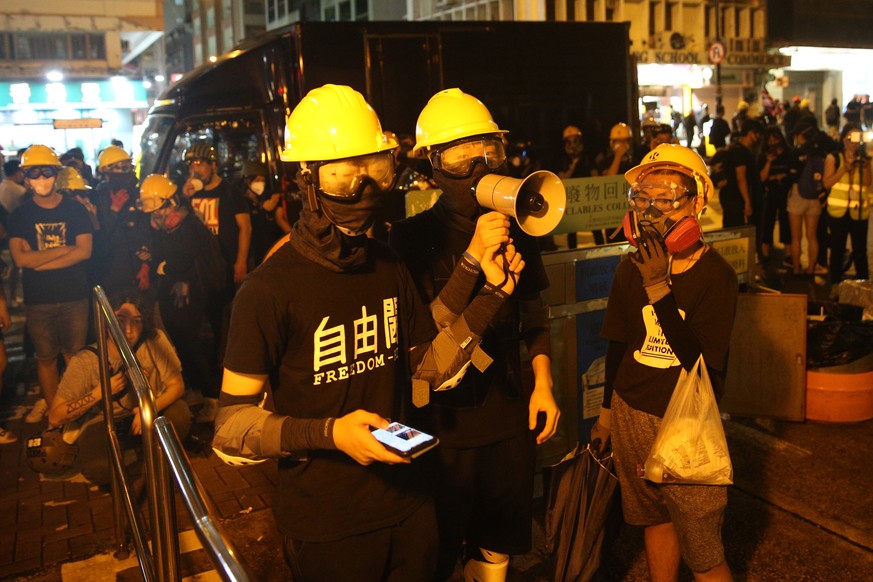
[390,88,561,582]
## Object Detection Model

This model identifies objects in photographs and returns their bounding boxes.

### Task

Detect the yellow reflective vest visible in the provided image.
[827,153,873,220]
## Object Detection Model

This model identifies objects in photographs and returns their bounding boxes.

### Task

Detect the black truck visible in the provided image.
[138,20,637,189]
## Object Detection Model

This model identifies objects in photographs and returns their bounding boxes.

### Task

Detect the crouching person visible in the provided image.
[39,290,191,485]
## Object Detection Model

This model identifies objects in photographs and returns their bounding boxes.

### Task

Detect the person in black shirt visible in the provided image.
[717,119,764,228]
[757,127,798,263]
[592,144,737,581]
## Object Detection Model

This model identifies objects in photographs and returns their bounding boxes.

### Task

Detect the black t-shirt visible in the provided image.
[390,206,550,447]
[719,142,759,198]
[601,248,738,417]
[224,240,434,541]
[9,196,93,304]
[190,179,249,266]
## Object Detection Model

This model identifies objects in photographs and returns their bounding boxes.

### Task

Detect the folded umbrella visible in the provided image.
[545,444,619,582]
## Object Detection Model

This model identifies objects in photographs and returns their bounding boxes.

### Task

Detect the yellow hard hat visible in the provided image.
[625,143,713,202]
[610,122,632,140]
[138,174,178,213]
[20,145,62,168]
[97,145,131,172]
[563,125,582,140]
[280,84,397,163]
[800,98,810,109]
[413,88,507,157]
[737,100,749,111]
[56,167,90,191]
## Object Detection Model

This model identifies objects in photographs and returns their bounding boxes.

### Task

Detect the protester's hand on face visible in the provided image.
[630,227,670,287]
[481,242,524,294]
[332,410,410,466]
[110,189,130,212]
[466,211,511,263]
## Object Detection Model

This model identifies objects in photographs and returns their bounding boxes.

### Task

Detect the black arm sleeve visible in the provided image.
[651,293,702,371]
[603,340,626,409]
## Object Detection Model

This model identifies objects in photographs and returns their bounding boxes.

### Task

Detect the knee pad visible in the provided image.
[463,548,509,582]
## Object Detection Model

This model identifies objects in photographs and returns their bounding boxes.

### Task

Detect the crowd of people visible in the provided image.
[0,90,868,581]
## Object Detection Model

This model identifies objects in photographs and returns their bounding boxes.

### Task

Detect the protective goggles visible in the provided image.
[628,180,691,213]
[106,160,133,173]
[309,152,396,199]
[429,137,506,178]
[24,166,59,180]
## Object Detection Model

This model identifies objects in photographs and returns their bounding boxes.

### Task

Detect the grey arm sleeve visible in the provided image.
[430,256,480,328]
[409,284,507,405]
[212,391,336,464]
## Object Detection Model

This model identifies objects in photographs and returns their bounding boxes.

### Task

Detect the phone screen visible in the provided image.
[371,422,438,458]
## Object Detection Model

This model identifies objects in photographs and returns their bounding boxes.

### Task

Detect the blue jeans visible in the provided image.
[25,299,89,361]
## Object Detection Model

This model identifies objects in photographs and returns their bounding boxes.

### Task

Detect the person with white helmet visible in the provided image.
[9,144,93,424]
[212,84,519,581]
[596,122,635,178]
[390,88,559,582]
[591,144,738,581]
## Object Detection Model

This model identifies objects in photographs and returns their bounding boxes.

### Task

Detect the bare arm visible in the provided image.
[528,353,559,444]
[234,212,252,284]
[9,237,73,269]
[48,371,126,427]
[33,233,93,271]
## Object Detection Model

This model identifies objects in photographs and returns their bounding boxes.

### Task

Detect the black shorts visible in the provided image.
[282,500,437,582]
[433,430,536,557]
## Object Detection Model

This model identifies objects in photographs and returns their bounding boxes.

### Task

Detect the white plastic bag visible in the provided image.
[643,355,733,485]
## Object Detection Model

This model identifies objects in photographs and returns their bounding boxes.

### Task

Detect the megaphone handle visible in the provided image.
[493,242,518,290]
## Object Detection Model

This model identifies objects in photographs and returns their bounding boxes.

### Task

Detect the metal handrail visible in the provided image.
[93,286,252,581]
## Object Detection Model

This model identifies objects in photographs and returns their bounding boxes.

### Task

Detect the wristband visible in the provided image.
[462,251,481,270]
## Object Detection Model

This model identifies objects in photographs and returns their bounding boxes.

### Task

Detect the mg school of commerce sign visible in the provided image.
[632,50,791,68]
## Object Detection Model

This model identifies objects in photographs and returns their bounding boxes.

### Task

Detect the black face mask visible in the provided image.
[107,172,138,197]
[432,161,492,220]
[318,185,383,237]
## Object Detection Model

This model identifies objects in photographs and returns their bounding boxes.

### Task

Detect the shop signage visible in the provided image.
[632,50,791,68]
[53,118,103,130]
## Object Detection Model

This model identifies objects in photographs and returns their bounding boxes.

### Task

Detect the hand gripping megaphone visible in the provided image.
[474,170,567,236]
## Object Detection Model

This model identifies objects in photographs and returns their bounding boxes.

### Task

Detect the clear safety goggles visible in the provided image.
[311,152,396,199]
[24,166,59,180]
[106,160,133,173]
[628,180,691,213]
[429,137,506,178]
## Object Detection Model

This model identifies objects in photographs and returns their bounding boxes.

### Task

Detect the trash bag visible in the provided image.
[807,320,873,368]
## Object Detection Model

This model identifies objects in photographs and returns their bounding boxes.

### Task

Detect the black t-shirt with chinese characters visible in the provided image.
[190,179,249,267]
[223,239,434,542]
[8,196,93,304]
[601,248,738,417]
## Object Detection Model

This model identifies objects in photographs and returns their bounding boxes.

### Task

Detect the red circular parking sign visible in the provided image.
[708,41,726,65]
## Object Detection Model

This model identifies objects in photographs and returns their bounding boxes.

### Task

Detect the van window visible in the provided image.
[138,115,176,178]
[167,116,265,187]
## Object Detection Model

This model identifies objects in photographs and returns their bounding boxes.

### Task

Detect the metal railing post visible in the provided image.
[92,285,251,581]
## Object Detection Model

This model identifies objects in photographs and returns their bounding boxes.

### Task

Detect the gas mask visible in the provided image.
[623,179,702,254]
[150,205,186,232]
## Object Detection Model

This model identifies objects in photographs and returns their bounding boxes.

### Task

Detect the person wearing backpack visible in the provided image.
[787,122,830,276]
[824,123,873,283]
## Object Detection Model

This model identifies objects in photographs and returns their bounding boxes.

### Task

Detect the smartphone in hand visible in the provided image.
[371,422,439,459]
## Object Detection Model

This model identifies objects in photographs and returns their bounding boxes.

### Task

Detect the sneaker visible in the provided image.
[0,427,17,444]
[195,397,219,424]
[25,398,48,423]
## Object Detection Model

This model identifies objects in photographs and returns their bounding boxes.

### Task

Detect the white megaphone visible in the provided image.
[474,170,567,236]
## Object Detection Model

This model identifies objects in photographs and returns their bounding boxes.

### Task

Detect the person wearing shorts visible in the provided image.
[591,144,738,581]
[9,145,93,421]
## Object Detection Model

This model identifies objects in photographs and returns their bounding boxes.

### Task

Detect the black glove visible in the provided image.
[630,228,670,287]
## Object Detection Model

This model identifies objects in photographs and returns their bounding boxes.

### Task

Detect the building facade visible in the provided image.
[0,1,166,163]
